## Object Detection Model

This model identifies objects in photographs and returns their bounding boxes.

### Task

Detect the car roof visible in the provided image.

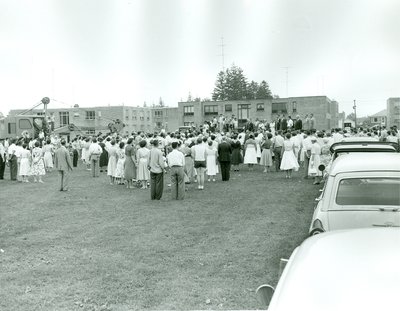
[329,152,400,176]
[330,140,399,153]
[269,228,400,311]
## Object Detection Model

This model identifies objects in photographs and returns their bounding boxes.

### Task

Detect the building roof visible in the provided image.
[370,109,387,117]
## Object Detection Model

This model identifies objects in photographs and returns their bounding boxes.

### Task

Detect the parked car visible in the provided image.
[319,140,398,176]
[256,228,400,311]
[309,153,400,235]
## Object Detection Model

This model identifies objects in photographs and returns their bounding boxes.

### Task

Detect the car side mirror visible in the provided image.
[256,284,275,308]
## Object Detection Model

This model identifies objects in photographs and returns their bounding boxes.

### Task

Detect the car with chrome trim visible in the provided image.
[256,228,400,311]
[309,152,400,235]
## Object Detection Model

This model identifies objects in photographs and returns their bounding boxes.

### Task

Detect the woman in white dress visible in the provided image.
[114,141,126,185]
[255,132,263,162]
[205,141,218,182]
[107,140,118,184]
[136,140,150,189]
[243,134,258,170]
[280,133,299,178]
[42,139,54,172]
[19,144,31,182]
[31,141,45,183]
[309,137,322,184]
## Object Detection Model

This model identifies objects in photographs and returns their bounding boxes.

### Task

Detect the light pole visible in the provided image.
[353,99,357,129]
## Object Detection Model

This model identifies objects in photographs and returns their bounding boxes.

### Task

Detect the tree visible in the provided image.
[256,81,273,99]
[212,71,227,101]
[211,64,276,101]
[225,65,248,100]
[247,80,259,100]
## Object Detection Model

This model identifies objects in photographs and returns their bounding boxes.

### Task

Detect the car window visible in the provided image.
[336,178,400,206]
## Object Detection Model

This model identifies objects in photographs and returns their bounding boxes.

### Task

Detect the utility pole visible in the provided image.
[218,36,226,71]
[353,99,357,129]
[283,67,291,97]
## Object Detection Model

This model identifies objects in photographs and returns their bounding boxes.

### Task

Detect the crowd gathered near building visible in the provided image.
[1,112,399,200]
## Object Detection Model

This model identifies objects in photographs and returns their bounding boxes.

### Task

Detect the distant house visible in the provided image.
[369,109,387,127]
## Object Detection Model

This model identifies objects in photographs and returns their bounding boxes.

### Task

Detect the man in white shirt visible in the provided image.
[272,131,285,171]
[88,137,102,177]
[166,141,185,200]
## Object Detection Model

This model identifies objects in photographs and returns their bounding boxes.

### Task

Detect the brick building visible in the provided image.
[369,109,387,127]
[178,96,339,130]
[8,105,180,140]
[387,97,400,128]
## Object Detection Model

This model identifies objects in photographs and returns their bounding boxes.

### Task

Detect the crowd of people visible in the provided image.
[1,118,399,199]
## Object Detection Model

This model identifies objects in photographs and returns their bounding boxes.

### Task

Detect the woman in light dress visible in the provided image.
[255,132,263,163]
[243,134,258,170]
[260,132,273,173]
[107,140,118,184]
[280,133,300,178]
[84,137,92,170]
[31,141,45,183]
[206,141,218,182]
[19,144,31,182]
[42,139,54,172]
[114,141,126,185]
[309,137,322,184]
[136,140,150,189]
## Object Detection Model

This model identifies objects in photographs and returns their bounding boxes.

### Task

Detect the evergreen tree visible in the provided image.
[256,80,273,99]
[212,71,227,101]
[247,80,259,100]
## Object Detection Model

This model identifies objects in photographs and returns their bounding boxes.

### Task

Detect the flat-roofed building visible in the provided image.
[178,96,339,130]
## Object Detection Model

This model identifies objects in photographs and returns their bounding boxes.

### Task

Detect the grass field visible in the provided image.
[0,163,320,310]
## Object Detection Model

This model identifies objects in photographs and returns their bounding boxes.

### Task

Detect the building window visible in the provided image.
[373,118,378,122]
[132,116,137,120]
[126,115,129,120]
[140,116,144,121]
[59,111,70,126]
[225,104,232,112]
[19,119,32,129]
[36,112,45,116]
[85,129,95,135]
[156,122,162,128]
[147,117,150,121]
[184,106,194,116]
[271,102,287,114]
[204,105,218,115]
[256,103,264,111]
[85,111,95,120]
[238,104,250,122]
[155,110,163,118]
[292,101,297,113]
[184,122,195,126]
[8,123,16,134]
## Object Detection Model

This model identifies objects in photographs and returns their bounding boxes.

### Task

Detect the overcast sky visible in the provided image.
[1,0,399,117]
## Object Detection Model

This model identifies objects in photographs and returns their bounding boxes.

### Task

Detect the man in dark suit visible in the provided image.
[54,139,73,191]
[294,115,303,130]
[217,136,232,181]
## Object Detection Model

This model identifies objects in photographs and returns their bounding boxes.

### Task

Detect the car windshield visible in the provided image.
[336,178,400,206]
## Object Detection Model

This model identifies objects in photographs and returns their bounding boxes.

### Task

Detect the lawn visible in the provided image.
[0,163,320,310]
